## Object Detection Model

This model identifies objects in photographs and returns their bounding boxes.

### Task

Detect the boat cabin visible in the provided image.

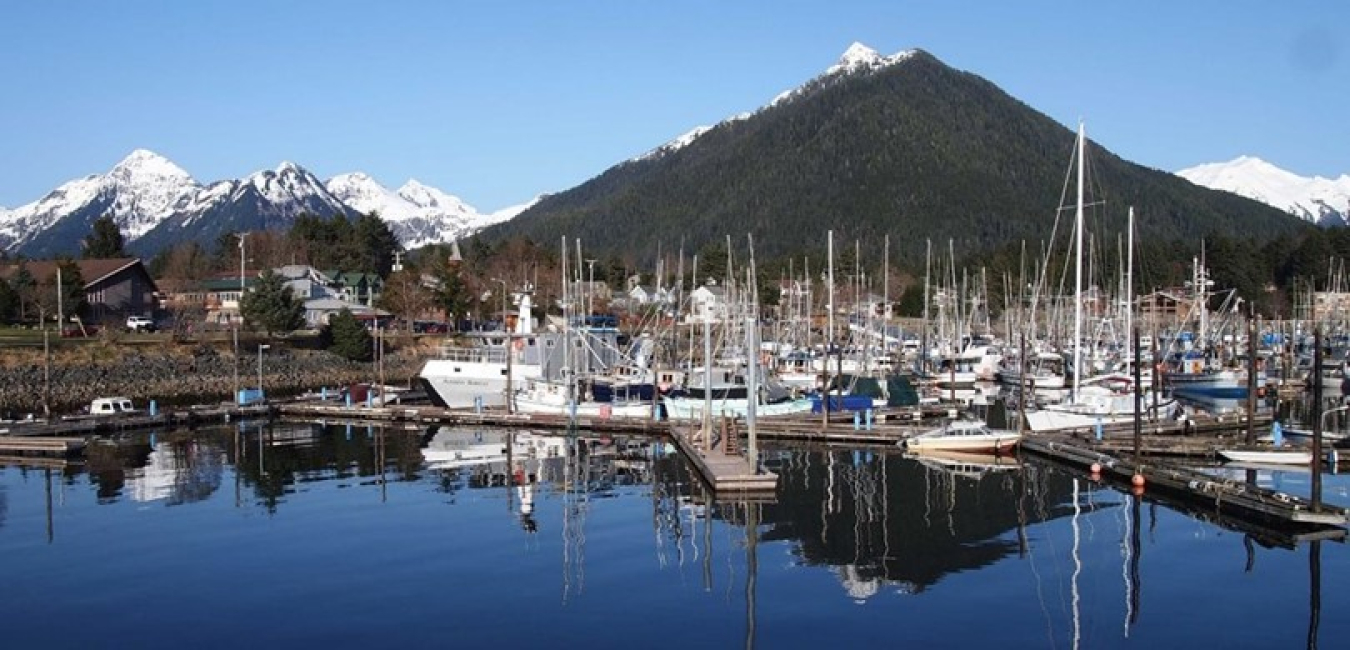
[90,397,136,415]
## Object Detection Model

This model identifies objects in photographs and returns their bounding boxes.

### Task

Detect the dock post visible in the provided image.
[345,392,352,409]
[853,412,860,430]
[865,409,874,430]
[150,400,158,417]
[321,387,328,401]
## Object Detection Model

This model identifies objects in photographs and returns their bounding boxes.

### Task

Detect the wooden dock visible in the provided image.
[278,402,668,434]
[0,404,275,438]
[1021,437,1348,528]
[0,435,86,456]
[669,424,777,493]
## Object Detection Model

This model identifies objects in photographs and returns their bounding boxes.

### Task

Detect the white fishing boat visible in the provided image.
[1217,448,1313,465]
[417,293,546,409]
[513,377,654,419]
[901,420,1020,453]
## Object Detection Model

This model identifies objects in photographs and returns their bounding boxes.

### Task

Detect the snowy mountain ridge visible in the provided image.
[1177,156,1350,227]
[0,151,523,256]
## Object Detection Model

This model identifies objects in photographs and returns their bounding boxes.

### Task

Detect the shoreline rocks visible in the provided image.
[0,344,425,417]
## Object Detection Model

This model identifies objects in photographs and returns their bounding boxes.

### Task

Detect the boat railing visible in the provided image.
[435,345,509,364]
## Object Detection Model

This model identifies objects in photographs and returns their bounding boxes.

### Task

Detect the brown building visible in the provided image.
[1,258,159,324]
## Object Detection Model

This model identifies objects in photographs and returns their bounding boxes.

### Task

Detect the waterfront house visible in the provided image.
[0,257,159,325]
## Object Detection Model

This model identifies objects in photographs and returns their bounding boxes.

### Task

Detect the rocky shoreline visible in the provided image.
[0,344,426,417]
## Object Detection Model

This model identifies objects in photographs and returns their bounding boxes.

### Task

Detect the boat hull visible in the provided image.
[904,433,1020,454]
[1218,449,1313,465]
[661,396,813,420]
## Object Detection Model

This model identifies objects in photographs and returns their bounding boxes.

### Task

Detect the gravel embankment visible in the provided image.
[0,344,426,417]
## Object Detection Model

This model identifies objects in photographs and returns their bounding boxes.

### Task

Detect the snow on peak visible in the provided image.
[635,125,714,161]
[0,149,202,249]
[1178,156,1350,226]
[827,42,916,76]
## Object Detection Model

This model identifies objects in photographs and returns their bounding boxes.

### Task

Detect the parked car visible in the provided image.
[126,315,156,332]
[413,320,448,334]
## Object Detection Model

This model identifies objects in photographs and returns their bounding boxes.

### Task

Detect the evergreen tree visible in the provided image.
[0,276,16,322]
[11,262,34,323]
[432,259,471,330]
[239,270,305,337]
[323,308,372,361]
[352,211,401,277]
[55,258,87,318]
[82,215,127,258]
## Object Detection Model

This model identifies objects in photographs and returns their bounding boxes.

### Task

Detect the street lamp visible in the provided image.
[257,344,270,401]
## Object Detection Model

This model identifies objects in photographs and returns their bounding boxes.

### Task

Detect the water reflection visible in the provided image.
[762,446,1073,598]
[0,422,1342,648]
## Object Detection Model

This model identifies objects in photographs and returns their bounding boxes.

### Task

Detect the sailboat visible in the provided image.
[1025,125,1175,432]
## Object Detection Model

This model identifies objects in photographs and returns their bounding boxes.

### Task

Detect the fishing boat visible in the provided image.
[417,293,548,409]
[1163,259,1264,398]
[513,376,654,419]
[662,366,812,420]
[901,420,1020,453]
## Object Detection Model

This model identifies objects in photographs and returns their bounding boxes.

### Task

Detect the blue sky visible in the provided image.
[1,1,1344,212]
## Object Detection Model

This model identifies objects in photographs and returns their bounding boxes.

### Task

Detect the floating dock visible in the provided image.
[1021,437,1348,528]
[0,435,86,456]
[669,424,777,493]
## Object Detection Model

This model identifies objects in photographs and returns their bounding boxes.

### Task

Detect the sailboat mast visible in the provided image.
[828,230,835,361]
[1126,206,1134,350]
[1072,122,1086,400]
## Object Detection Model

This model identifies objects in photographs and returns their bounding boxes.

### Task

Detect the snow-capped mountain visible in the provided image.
[0,150,531,256]
[0,149,201,256]
[130,161,355,253]
[636,42,915,161]
[326,172,504,249]
[1178,156,1350,227]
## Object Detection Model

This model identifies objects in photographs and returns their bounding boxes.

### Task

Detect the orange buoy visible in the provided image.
[1089,462,1102,474]
[1131,473,1146,487]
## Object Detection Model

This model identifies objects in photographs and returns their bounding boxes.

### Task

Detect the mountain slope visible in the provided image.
[1,150,201,257]
[483,44,1305,265]
[128,162,353,254]
[1177,156,1350,227]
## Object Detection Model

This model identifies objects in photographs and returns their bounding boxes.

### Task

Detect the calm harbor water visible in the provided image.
[2,422,1347,648]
